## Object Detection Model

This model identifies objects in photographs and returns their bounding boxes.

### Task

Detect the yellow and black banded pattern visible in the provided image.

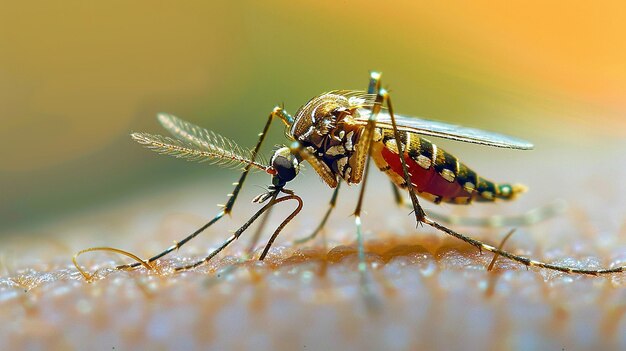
[371,128,526,205]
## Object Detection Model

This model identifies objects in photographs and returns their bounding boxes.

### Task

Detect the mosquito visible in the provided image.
[75,71,625,279]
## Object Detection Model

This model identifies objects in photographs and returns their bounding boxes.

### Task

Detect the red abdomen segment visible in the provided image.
[381,147,472,200]
[371,129,525,204]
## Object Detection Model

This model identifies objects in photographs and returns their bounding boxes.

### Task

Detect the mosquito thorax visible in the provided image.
[288,91,365,184]
[269,146,301,188]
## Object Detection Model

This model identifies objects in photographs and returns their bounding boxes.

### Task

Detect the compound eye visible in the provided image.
[271,147,300,183]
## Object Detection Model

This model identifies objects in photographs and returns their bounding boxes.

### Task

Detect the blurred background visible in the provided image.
[1,1,625,237]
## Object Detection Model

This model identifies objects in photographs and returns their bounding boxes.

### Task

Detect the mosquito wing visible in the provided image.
[355,109,534,150]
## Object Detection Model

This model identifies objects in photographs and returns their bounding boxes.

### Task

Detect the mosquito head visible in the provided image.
[269,146,301,188]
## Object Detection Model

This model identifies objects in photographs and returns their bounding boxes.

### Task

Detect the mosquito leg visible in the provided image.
[353,135,383,310]
[293,181,341,244]
[378,88,426,223]
[118,107,291,270]
[224,107,291,215]
[354,149,376,274]
[349,75,391,308]
[116,210,228,270]
[353,81,385,251]
[246,204,274,255]
[367,71,406,209]
[175,192,301,271]
[259,193,303,260]
[423,217,626,275]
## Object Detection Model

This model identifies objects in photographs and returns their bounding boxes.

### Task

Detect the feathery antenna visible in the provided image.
[131,113,270,171]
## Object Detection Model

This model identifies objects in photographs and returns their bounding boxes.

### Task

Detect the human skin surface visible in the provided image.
[2,141,626,351]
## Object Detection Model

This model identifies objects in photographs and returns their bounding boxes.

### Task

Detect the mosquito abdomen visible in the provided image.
[473,177,527,202]
[371,128,527,205]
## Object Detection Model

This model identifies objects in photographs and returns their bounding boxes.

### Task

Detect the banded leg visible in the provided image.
[374,87,426,223]
[424,217,626,275]
[350,80,389,307]
[354,145,380,307]
[118,107,292,270]
[352,72,427,304]
[293,181,342,244]
[367,71,405,209]
[175,192,302,271]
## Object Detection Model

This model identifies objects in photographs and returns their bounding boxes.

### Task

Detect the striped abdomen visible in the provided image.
[370,128,526,204]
